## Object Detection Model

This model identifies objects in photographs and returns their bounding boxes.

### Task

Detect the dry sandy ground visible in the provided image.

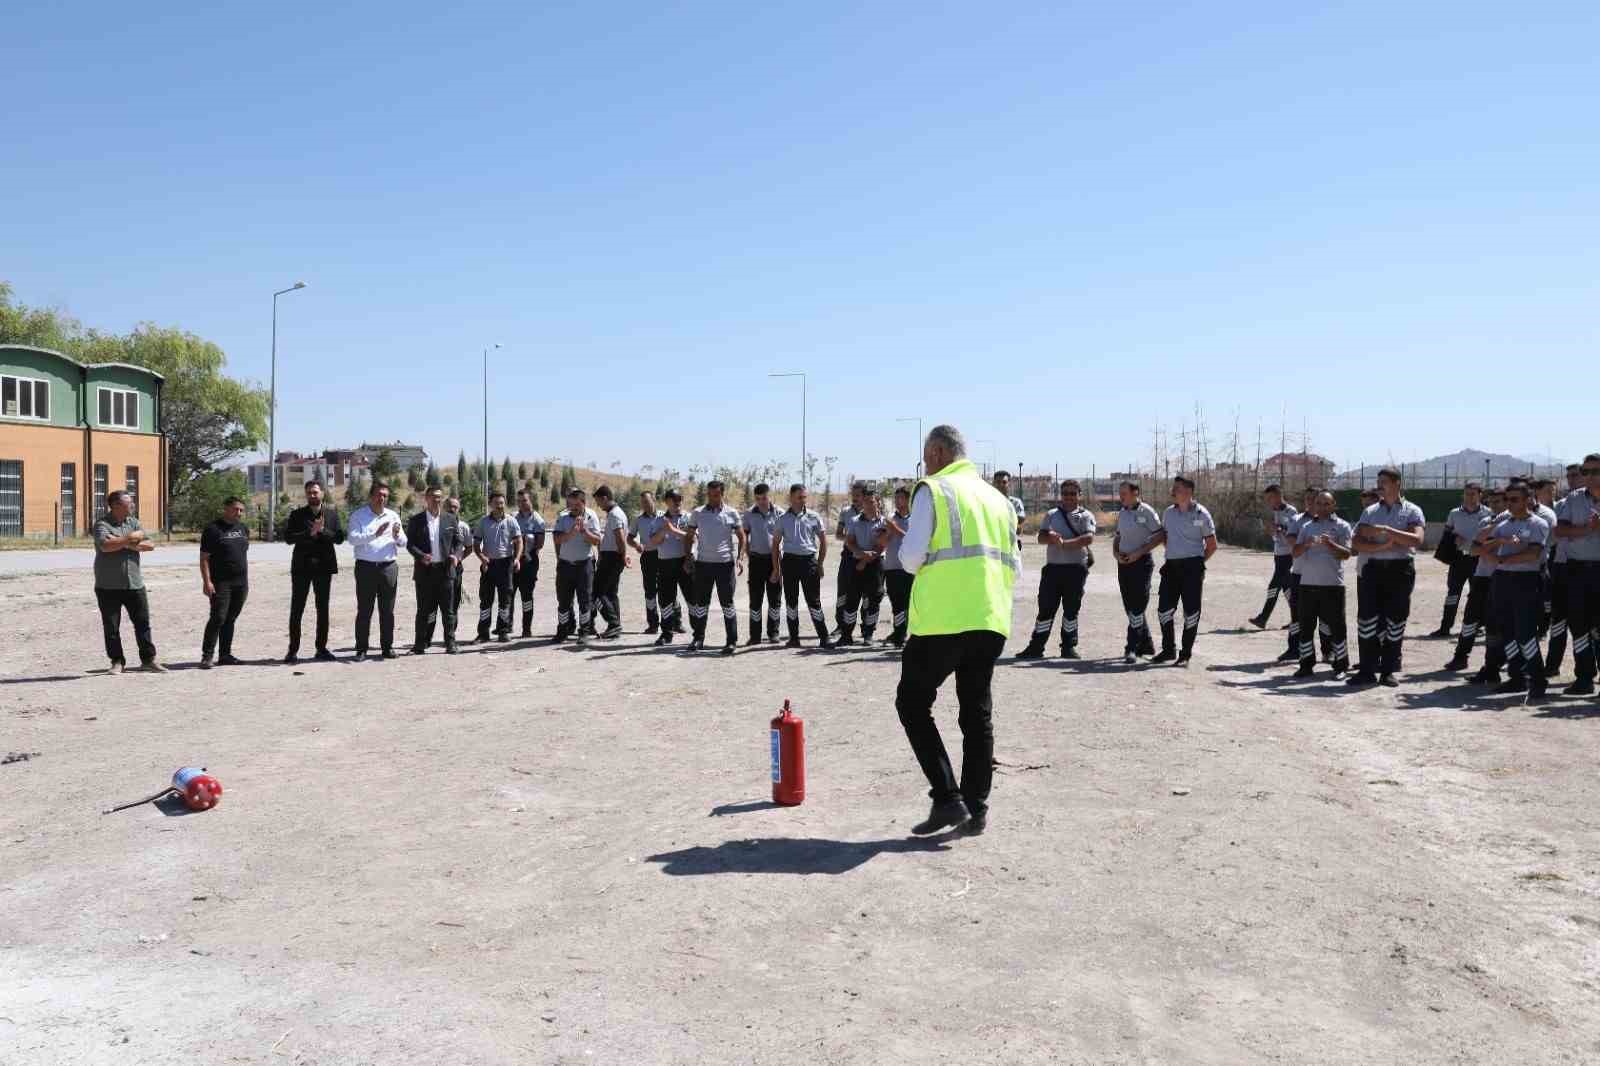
[3,546,1599,1065]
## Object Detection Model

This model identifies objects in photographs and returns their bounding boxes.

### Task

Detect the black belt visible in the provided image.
[355,558,396,568]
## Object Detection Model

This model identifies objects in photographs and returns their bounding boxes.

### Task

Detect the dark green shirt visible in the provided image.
[93,515,146,590]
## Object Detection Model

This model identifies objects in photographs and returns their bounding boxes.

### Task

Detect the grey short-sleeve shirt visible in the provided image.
[1161,503,1216,560]
[515,509,546,546]
[1287,512,1313,575]
[1491,512,1549,573]
[654,511,690,560]
[599,504,628,553]
[743,506,780,555]
[1560,490,1600,562]
[1356,498,1427,561]
[1553,497,1571,564]
[93,515,146,590]
[688,504,741,563]
[777,509,824,557]
[1295,516,1352,586]
[1446,506,1488,559]
[1115,503,1160,557]
[552,508,600,563]
[1043,506,1096,567]
[883,511,910,571]
[476,514,522,559]
[634,512,666,553]
[1270,503,1300,557]
[848,514,887,557]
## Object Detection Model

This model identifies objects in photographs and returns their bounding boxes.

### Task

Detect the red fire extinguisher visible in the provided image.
[771,700,805,806]
[173,766,224,811]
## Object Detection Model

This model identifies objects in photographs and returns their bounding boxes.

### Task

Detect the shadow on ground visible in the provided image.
[646,835,954,876]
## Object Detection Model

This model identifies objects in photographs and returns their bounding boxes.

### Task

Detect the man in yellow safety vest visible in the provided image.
[895,424,1020,836]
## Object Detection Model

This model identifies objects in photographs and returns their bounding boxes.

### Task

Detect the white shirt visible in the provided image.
[426,511,443,563]
[899,484,1024,580]
[348,505,406,563]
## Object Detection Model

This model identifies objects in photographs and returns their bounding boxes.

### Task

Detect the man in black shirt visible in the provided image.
[284,480,345,663]
[199,496,250,668]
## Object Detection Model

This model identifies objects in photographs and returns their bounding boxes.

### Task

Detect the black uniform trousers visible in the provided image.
[594,551,625,629]
[1026,563,1087,651]
[96,587,157,666]
[1545,561,1569,672]
[781,553,831,641]
[1569,560,1600,683]
[1117,558,1155,654]
[413,562,458,650]
[1296,584,1349,671]
[1493,570,1547,681]
[202,579,248,659]
[288,571,333,656]
[885,568,913,644]
[840,559,885,639]
[1258,553,1293,621]
[834,550,852,631]
[353,560,398,655]
[477,557,515,638]
[1356,558,1415,676]
[554,558,594,638]
[638,550,661,628]
[1284,574,1303,657]
[655,555,691,633]
[896,630,1004,818]
[1440,556,1476,631]
[1156,557,1206,655]
[747,552,782,638]
[690,560,738,645]
[1451,574,1492,665]
[514,556,540,635]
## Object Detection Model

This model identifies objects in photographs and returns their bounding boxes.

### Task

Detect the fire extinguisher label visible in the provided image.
[770,728,782,783]
[173,767,206,789]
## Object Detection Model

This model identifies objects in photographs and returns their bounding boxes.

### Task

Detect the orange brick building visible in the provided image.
[0,344,166,538]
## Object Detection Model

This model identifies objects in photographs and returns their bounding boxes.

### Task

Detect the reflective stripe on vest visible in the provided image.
[920,476,1022,574]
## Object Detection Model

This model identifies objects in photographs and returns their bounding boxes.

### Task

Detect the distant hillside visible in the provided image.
[1337,449,1565,482]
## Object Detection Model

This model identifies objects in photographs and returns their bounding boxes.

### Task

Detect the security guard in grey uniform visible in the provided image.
[838,491,888,646]
[883,487,913,646]
[1148,476,1217,666]
[1444,486,1499,673]
[772,483,834,648]
[1112,480,1160,663]
[684,479,747,655]
[1290,490,1353,678]
[513,489,546,638]
[1544,465,1583,677]
[742,483,783,645]
[1434,483,1487,638]
[1250,485,1298,630]
[832,483,866,636]
[1349,468,1426,687]
[592,485,630,639]
[1481,482,1551,697]
[1554,454,1600,697]
[1276,487,1319,663]
[1017,479,1095,660]
[473,491,523,643]
[649,491,694,644]
[551,488,602,645]
[629,492,666,634]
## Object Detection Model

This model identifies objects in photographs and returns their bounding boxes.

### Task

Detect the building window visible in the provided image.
[0,460,21,537]
[125,466,140,519]
[93,464,108,520]
[2,375,50,422]
[97,387,140,429]
[61,462,76,536]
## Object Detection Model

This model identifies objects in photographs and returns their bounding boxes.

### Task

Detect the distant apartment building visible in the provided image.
[1260,452,1336,488]
[355,441,429,471]
[246,452,368,496]
[0,344,166,537]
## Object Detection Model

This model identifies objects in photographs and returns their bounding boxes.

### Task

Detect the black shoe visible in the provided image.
[1014,644,1045,660]
[1565,679,1595,696]
[1469,668,1498,685]
[1175,652,1192,667]
[283,652,299,665]
[1543,663,1561,680]
[835,635,855,648]
[354,652,369,662]
[1443,656,1469,671]
[497,634,511,644]
[410,646,427,655]
[521,627,533,639]
[217,654,242,666]
[1378,673,1399,688]
[600,626,623,640]
[476,632,490,645]
[381,650,398,660]
[1150,648,1176,664]
[911,799,970,836]
[687,638,704,652]
[1059,646,1080,660]
[1274,648,1299,663]
[785,637,802,648]
[1528,680,1549,699]
[817,638,835,650]
[768,632,782,644]
[644,623,659,635]
[1123,651,1137,664]
[198,656,213,670]
[720,643,736,657]
[1345,672,1376,686]
[446,643,459,654]
[1292,664,1316,678]
[1248,615,1267,630]
[575,632,589,646]
[314,649,337,663]
[654,632,672,646]
[1494,677,1527,695]
[1138,643,1157,658]
[745,636,763,647]
[1428,626,1452,639]
[962,811,988,836]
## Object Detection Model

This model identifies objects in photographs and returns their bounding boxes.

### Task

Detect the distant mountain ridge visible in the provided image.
[1337,449,1566,481]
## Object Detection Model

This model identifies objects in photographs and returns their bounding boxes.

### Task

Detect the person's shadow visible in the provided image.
[646,835,954,876]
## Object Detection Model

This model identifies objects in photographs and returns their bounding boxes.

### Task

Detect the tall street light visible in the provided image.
[268,281,306,542]
[483,342,502,508]
[896,416,922,479]
[769,371,806,487]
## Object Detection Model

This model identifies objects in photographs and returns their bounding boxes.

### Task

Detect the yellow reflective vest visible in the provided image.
[908,458,1020,637]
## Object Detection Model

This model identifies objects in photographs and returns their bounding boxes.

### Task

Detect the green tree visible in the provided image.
[550,484,560,505]
[172,468,251,530]
[501,456,513,486]
[456,450,468,486]
[370,447,400,488]
[344,471,367,508]
[517,461,528,482]
[442,471,454,488]
[457,483,486,523]
[425,461,442,489]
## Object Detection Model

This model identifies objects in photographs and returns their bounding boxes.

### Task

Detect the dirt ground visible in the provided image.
[3,545,1598,1065]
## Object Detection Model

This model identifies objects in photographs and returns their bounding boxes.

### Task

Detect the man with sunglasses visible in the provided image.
[1348,468,1426,687]
[1553,454,1600,696]
[1017,479,1095,660]
[1480,482,1551,697]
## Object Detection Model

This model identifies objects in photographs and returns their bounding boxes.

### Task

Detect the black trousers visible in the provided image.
[96,587,156,665]
[288,571,333,655]
[1117,558,1155,654]
[1296,584,1348,670]
[202,579,248,658]
[1568,560,1600,682]
[834,551,852,630]
[841,559,885,638]
[896,630,1005,817]
[515,557,540,633]
[477,557,515,638]
[414,563,458,649]
[594,552,625,629]
[655,556,692,631]
[691,560,738,644]
[1491,571,1546,681]
[1027,563,1087,649]
[1451,574,1492,664]
[1441,556,1475,630]
[1156,557,1206,655]
[885,568,913,642]
[555,558,595,637]
[1259,554,1293,621]
[639,550,661,627]
[747,552,782,638]
[1546,561,1569,671]
[353,560,398,654]
[781,554,830,640]
[1356,558,1415,675]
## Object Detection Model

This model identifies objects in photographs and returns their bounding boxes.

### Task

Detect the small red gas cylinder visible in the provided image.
[173,767,223,811]
[770,700,805,806]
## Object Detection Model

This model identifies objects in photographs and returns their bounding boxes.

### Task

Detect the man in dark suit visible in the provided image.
[408,487,472,654]
[283,480,346,664]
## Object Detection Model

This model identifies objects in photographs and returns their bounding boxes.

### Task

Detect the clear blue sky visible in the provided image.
[6,2,1597,483]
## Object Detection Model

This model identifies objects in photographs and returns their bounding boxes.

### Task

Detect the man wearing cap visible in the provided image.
[1348,468,1426,687]
[1111,480,1160,664]
[551,488,603,645]
[648,490,693,645]
[1249,484,1298,631]
[684,479,747,656]
[628,492,666,634]
[1553,454,1600,697]
[771,483,833,648]
[1017,479,1095,660]
[1147,476,1217,666]
[742,483,783,646]
[472,491,524,644]
[591,486,630,639]
[512,489,546,638]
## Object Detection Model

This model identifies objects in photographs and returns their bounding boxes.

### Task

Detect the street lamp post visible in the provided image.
[483,343,502,508]
[896,416,922,479]
[268,281,306,542]
[769,371,806,487]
